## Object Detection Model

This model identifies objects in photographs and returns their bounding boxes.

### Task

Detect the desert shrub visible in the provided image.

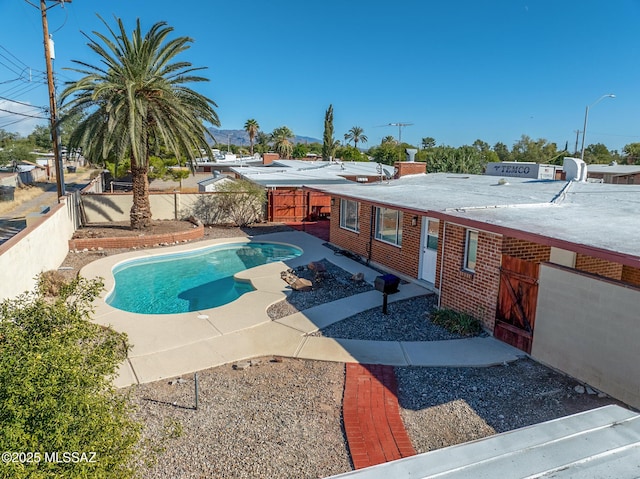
[186,179,265,226]
[431,308,482,336]
[0,275,141,478]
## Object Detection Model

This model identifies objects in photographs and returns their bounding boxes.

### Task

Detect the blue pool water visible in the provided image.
[106,242,302,314]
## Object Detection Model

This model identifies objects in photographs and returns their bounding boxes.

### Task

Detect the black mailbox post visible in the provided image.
[374,274,400,314]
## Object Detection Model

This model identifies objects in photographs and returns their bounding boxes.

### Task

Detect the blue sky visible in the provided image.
[0,0,638,153]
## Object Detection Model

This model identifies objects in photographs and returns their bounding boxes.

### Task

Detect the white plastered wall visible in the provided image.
[0,196,77,302]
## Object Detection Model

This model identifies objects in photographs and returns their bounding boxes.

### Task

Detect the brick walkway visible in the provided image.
[343,363,417,469]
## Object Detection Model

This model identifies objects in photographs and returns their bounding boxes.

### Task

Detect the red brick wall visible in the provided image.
[68,224,204,250]
[502,237,551,262]
[575,254,623,280]
[329,200,421,278]
[622,265,640,286]
[439,224,503,330]
[394,161,426,178]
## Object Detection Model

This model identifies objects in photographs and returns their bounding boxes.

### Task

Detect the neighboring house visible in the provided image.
[231,160,396,222]
[587,163,640,184]
[306,160,640,409]
[197,172,235,192]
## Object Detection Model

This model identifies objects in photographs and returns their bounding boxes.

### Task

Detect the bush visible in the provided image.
[430,308,482,336]
[0,275,141,478]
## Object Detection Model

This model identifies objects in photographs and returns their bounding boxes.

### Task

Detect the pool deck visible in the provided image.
[80,231,523,388]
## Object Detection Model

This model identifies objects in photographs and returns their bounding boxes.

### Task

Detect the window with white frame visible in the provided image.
[375,207,403,246]
[339,199,360,232]
[464,230,479,272]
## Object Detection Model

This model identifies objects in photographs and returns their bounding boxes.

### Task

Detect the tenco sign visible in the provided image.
[486,162,556,180]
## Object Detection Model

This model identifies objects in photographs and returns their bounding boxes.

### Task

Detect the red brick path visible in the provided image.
[343,363,417,469]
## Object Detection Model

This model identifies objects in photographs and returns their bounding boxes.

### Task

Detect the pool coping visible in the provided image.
[81,231,523,387]
[80,231,388,385]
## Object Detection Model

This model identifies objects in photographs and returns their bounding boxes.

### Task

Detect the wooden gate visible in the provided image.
[494,255,539,353]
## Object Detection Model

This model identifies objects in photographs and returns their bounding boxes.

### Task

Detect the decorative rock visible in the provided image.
[233,361,251,370]
[586,386,596,395]
[351,272,364,282]
[574,385,585,394]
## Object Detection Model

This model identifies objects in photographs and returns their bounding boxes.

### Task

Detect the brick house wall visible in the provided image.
[622,265,640,286]
[439,224,503,330]
[329,200,421,279]
[575,253,623,280]
[502,237,551,262]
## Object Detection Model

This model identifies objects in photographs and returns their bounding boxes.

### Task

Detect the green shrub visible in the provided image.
[0,275,142,478]
[431,308,482,337]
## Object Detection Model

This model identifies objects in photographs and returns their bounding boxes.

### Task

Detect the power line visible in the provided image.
[0,45,30,69]
[0,107,48,119]
[0,95,46,110]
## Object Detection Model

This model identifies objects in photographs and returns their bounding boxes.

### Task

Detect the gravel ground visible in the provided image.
[309,294,463,342]
[130,358,350,479]
[57,223,625,478]
[397,359,621,454]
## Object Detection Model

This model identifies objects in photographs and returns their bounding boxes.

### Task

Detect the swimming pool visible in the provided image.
[106,242,302,314]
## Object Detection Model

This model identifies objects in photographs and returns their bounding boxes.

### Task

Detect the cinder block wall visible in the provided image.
[533,264,640,409]
[439,224,503,330]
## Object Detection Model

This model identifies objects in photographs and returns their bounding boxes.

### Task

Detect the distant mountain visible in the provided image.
[207,128,321,147]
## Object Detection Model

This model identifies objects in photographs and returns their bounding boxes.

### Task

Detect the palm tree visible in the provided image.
[244,119,259,155]
[345,126,368,149]
[270,126,294,159]
[255,131,270,154]
[382,135,396,144]
[60,17,219,229]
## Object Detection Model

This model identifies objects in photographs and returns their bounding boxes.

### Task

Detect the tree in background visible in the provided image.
[270,126,294,159]
[344,126,368,150]
[424,145,485,174]
[27,125,51,150]
[583,143,617,164]
[0,275,141,478]
[623,143,640,164]
[381,135,395,144]
[292,142,309,158]
[368,141,401,165]
[322,104,334,161]
[244,119,259,155]
[511,135,559,164]
[492,142,511,162]
[254,131,271,154]
[0,143,34,167]
[421,137,436,149]
[60,17,219,229]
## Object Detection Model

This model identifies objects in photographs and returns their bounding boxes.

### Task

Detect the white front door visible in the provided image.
[420,218,439,284]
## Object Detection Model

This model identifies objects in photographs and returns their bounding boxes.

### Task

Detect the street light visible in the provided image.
[580,93,615,161]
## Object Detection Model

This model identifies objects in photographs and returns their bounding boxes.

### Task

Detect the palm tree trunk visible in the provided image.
[130,164,152,229]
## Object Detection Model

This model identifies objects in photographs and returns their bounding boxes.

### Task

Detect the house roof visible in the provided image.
[306,173,640,265]
[231,160,394,188]
[327,405,640,479]
[587,164,640,176]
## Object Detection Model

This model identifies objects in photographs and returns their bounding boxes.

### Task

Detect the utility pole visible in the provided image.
[39,0,69,198]
[574,130,580,156]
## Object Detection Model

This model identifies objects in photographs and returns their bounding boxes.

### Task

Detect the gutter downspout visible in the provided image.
[437,221,447,309]
[367,206,375,265]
